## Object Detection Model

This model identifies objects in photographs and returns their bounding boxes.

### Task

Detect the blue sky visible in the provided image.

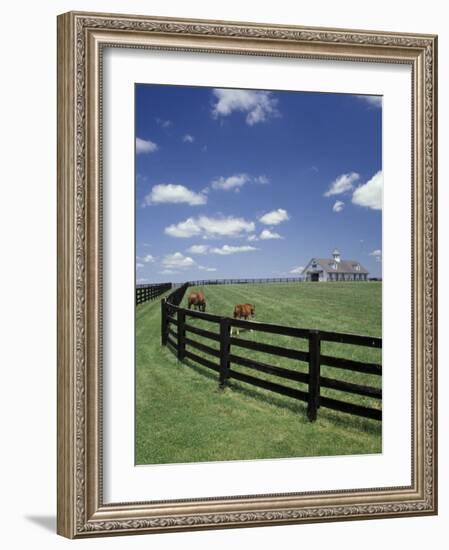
[135,84,382,283]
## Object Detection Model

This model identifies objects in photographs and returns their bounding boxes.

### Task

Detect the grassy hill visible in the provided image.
[136,282,382,465]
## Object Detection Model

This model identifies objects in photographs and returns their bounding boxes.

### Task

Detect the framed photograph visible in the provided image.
[57,11,438,538]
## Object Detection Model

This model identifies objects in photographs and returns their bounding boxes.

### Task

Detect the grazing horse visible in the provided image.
[233,303,255,320]
[187,291,206,312]
[231,303,255,336]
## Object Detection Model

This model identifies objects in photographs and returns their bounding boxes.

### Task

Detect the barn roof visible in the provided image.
[311,258,369,274]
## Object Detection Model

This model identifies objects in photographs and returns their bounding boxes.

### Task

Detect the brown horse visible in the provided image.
[231,303,255,336]
[233,303,255,320]
[187,291,206,312]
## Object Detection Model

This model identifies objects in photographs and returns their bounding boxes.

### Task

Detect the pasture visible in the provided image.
[136,282,382,465]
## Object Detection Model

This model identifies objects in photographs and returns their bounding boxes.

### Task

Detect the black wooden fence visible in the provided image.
[136,282,172,305]
[188,277,303,286]
[161,296,382,423]
[166,282,189,307]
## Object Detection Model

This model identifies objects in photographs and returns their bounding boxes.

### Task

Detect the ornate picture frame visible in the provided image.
[57,11,437,538]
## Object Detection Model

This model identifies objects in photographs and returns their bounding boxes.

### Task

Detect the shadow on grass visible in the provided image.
[181,355,310,418]
[227,379,308,416]
[183,357,221,383]
[176,353,381,436]
[317,406,381,435]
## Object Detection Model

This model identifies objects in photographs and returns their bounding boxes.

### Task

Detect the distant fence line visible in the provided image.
[137,279,302,306]
[188,277,304,286]
[137,277,381,305]
[160,284,382,423]
[136,282,172,305]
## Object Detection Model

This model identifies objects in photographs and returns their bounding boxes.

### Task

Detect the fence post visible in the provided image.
[219,318,231,389]
[161,299,168,346]
[307,330,321,421]
[177,310,186,362]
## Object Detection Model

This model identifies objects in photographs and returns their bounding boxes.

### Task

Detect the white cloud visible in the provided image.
[198,265,217,272]
[247,234,259,242]
[143,184,207,206]
[136,137,158,154]
[209,245,258,255]
[357,95,382,108]
[210,173,270,192]
[198,217,255,238]
[161,252,196,270]
[332,200,345,213]
[324,172,360,197]
[156,118,172,128]
[259,208,290,226]
[136,263,144,269]
[369,249,382,262]
[159,269,176,275]
[259,229,282,240]
[186,244,209,255]
[183,134,195,143]
[137,278,150,283]
[290,266,304,274]
[142,254,155,263]
[211,89,279,125]
[165,216,255,239]
[352,171,383,210]
[211,173,250,191]
[164,218,203,238]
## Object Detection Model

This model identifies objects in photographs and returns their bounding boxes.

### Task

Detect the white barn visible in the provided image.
[302,249,369,282]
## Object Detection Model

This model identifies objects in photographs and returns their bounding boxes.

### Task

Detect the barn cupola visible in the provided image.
[332,248,341,263]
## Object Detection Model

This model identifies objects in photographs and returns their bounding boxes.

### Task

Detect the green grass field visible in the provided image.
[136,282,382,465]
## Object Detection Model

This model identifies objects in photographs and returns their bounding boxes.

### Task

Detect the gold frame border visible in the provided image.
[57,11,438,538]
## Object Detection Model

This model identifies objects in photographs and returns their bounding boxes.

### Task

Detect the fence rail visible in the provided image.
[188,277,304,286]
[160,288,382,422]
[136,282,172,305]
